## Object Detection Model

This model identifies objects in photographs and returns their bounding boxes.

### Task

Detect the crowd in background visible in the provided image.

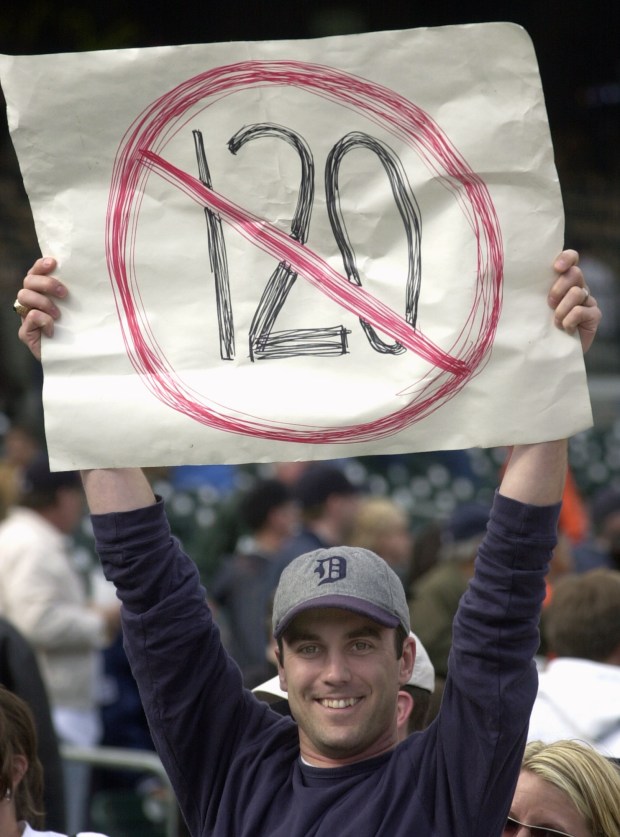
[0,424,619,832]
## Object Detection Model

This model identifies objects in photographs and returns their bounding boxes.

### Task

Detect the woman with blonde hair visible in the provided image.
[0,685,108,836]
[505,739,620,837]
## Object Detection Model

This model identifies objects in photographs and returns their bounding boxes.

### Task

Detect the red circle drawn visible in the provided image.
[106,60,503,444]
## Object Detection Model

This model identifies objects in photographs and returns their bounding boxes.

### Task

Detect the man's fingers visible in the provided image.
[552,249,579,274]
[556,293,602,354]
[23,261,67,303]
[17,287,63,319]
[547,264,585,310]
[552,283,593,325]
[17,311,54,362]
[28,256,57,275]
[546,249,602,354]
[16,256,65,361]
[24,308,56,335]
[19,256,67,323]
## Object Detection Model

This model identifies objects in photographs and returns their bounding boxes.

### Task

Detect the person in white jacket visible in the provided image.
[0,456,120,834]
[527,568,620,758]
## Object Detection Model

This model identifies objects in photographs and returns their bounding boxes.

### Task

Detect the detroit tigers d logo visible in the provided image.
[314,556,347,586]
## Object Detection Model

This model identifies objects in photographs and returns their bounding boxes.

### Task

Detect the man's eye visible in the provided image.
[353,641,371,651]
[299,645,318,656]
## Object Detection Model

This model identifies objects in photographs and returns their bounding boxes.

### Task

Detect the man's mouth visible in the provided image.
[318,697,361,709]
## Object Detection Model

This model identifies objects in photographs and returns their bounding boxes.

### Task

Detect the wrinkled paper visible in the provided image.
[0,23,592,469]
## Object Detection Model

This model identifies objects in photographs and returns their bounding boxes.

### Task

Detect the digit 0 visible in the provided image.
[325,132,422,354]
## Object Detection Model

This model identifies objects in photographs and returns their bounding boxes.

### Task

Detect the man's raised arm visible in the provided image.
[80,468,156,514]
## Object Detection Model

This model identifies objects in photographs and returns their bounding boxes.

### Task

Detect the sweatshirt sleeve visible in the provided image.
[91,498,281,833]
[425,490,560,836]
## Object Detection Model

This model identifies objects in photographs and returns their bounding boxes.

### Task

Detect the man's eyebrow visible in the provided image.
[283,625,383,644]
[283,629,321,645]
[345,625,383,640]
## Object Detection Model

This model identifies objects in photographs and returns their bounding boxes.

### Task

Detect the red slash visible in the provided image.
[140,148,469,377]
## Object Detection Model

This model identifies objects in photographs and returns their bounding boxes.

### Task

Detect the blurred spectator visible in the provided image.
[0,421,41,520]
[557,468,589,545]
[276,463,361,563]
[578,249,620,343]
[0,684,46,834]
[349,496,413,585]
[528,569,620,758]
[510,739,620,837]
[0,616,66,832]
[1,422,41,470]
[407,520,442,586]
[535,537,576,664]
[97,631,157,781]
[210,478,299,687]
[0,685,109,837]
[408,503,490,681]
[541,532,575,611]
[573,486,620,572]
[192,461,311,587]
[0,453,120,833]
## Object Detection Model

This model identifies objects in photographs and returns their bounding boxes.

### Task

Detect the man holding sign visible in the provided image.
[15,251,600,836]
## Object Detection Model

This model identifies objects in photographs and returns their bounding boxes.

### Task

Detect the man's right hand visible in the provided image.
[16,257,67,360]
[17,256,157,514]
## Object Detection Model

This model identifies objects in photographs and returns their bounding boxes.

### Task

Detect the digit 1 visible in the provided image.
[192,129,235,360]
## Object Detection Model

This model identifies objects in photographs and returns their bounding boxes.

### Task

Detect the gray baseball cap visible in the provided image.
[273,545,410,639]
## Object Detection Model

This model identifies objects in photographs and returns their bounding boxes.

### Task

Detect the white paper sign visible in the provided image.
[0,23,592,470]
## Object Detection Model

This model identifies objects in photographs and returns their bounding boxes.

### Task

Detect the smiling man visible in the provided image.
[272,547,414,766]
[15,251,601,837]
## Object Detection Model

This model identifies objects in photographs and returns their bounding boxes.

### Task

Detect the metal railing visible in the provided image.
[61,744,179,837]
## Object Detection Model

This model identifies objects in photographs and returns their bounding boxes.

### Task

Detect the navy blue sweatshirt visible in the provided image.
[92,491,558,836]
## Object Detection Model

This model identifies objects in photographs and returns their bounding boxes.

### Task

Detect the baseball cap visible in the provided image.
[272,544,410,639]
[253,632,435,702]
[409,632,435,692]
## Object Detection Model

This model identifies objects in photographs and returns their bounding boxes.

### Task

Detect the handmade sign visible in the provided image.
[0,23,592,470]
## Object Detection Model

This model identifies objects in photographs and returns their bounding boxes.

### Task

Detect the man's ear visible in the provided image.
[396,690,414,737]
[275,646,288,692]
[398,634,416,686]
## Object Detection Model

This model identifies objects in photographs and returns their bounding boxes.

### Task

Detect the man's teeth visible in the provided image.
[320,698,359,709]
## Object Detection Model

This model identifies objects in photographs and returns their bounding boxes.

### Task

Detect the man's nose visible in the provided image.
[322,650,351,683]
